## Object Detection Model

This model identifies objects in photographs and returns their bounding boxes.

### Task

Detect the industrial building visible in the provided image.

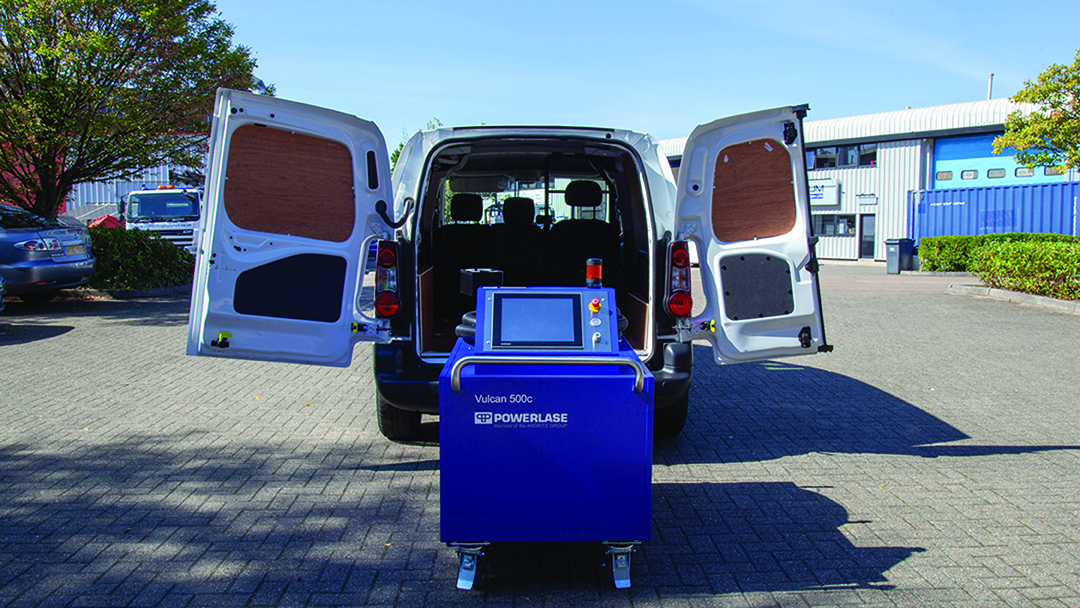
[66,99,1078,261]
[660,99,1080,260]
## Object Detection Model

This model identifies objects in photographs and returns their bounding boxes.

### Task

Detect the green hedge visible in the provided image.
[87,227,195,290]
[969,241,1080,301]
[918,233,1079,271]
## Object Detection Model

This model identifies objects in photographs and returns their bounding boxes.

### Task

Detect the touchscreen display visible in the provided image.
[492,293,582,348]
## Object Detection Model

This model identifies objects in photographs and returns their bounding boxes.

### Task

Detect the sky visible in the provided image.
[213,0,1079,150]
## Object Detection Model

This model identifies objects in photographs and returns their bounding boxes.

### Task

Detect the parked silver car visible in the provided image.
[0,205,95,303]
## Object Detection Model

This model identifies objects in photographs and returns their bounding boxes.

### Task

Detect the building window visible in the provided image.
[813,147,836,169]
[936,171,953,181]
[859,143,877,166]
[987,168,1006,179]
[812,214,857,236]
[961,170,978,180]
[1045,166,1064,176]
[1016,167,1034,177]
[807,144,876,169]
[837,145,859,167]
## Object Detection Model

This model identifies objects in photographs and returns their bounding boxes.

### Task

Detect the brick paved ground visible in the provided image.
[1,262,1078,607]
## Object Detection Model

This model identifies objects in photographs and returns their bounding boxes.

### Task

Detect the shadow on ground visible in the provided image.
[655,346,1080,465]
[0,322,73,345]
[0,437,918,605]
[0,436,447,607]
[473,481,917,597]
[0,294,190,328]
[4,345,1074,603]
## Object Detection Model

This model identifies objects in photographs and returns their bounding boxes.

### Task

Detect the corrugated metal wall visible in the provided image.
[808,139,928,260]
[68,166,171,209]
[912,183,1080,240]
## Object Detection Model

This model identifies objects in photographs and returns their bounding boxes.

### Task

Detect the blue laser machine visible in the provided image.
[439,286,654,589]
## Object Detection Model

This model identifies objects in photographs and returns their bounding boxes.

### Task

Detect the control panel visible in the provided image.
[477,287,619,355]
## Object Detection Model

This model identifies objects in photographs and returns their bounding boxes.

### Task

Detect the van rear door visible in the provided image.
[187,89,393,367]
[674,106,829,364]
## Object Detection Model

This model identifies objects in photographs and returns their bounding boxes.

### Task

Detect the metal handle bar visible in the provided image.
[450,355,647,393]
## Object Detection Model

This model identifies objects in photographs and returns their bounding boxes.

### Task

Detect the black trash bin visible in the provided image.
[885,238,914,274]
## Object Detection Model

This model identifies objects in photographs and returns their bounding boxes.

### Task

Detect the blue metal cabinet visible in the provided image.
[438,287,654,589]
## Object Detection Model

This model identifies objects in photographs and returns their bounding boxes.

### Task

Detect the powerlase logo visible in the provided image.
[474,412,568,426]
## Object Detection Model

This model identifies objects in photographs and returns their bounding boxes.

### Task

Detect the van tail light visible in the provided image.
[374,240,401,318]
[665,240,693,318]
[374,291,401,317]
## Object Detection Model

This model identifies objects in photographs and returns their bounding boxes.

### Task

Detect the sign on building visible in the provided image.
[809,178,839,206]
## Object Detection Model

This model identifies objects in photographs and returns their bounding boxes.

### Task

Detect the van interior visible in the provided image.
[413,137,655,356]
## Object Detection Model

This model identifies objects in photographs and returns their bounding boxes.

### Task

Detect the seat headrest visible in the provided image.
[564,181,602,207]
[450,193,483,222]
[502,197,535,227]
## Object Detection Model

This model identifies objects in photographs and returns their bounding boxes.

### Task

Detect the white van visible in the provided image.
[187,89,830,441]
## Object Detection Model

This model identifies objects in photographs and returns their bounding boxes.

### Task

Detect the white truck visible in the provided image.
[120,185,201,254]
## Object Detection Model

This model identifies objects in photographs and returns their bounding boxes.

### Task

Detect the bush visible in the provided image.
[917,236,979,271]
[969,241,1080,301]
[87,227,195,290]
[918,233,1079,271]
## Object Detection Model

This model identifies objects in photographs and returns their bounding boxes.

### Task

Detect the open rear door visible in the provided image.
[675,106,829,364]
[187,89,393,367]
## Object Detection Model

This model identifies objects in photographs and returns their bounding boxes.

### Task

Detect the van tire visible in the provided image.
[654,394,689,438]
[376,394,422,441]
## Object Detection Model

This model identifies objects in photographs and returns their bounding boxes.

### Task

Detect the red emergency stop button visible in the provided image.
[589,298,602,313]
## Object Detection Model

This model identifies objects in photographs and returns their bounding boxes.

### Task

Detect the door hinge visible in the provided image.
[798,326,812,349]
[783,122,798,145]
[676,318,714,342]
[351,320,390,338]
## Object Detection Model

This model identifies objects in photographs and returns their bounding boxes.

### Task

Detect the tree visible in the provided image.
[0,0,272,219]
[993,50,1080,172]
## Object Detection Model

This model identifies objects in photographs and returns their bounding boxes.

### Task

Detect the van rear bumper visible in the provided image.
[650,341,693,408]
[373,340,693,414]
[373,341,442,414]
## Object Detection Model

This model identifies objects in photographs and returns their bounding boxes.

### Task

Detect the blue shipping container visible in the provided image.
[911,182,1079,241]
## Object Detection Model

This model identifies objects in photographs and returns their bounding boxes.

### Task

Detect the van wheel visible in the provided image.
[654,395,689,438]
[376,394,422,442]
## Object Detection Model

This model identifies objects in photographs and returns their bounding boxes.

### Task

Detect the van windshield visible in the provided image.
[128,191,200,222]
[440,175,609,227]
